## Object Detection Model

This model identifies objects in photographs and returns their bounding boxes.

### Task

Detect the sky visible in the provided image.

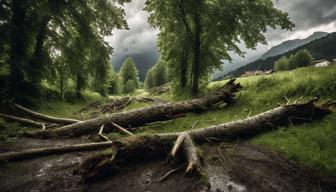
[105,0,336,78]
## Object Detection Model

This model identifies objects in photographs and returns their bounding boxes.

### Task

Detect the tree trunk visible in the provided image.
[26,79,241,138]
[29,16,50,90]
[0,99,331,169]
[14,103,80,124]
[79,99,331,181]
[0,141,114,162]
[192,9,201,95]
[8,0,28,97]
[180,45,188,88]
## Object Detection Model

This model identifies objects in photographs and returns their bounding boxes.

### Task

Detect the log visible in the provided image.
[14,104,80,124]
[1,99,331,168]
[79,99,332,181]
[0,113,45,128]
[0,141,114,162]
[27,79,242,138]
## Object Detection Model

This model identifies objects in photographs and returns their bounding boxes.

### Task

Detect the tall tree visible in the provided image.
[1,0,130,101]
[146,0,294,95]
[119,57,140,90]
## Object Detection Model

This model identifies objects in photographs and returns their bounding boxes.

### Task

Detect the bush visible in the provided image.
[123,79,136,94]
[274,56,289,71]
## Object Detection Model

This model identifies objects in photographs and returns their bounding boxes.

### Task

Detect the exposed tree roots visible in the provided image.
[0,99,332,184]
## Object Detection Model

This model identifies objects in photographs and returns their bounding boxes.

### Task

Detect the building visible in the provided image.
[314,58,336,67]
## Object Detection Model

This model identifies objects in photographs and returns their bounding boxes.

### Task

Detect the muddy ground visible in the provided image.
[0,138,335,192]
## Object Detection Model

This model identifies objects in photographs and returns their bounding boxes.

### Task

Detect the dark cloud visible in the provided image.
[106,0,336,79]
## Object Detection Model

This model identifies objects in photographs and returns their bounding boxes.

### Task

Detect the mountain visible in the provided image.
[223,32,336,79]
[259,32,329,60]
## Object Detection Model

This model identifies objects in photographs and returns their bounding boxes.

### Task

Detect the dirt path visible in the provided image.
[1,138,335,192]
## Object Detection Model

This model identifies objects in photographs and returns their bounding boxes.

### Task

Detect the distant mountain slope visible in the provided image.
[224,32,336,78]
[259,32,328,60]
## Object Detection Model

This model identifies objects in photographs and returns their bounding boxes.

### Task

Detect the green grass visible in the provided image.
[0,65,335,175]
[135,65,336,174]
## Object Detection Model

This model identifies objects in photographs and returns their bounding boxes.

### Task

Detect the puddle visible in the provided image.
[208,165,247,192]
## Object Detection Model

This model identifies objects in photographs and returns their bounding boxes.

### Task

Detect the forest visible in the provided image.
[0,0,336,192]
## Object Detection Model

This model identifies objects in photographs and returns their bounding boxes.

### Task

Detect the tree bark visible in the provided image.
[1,99,331,169]
[79,99,331,181]
[0,141,114,162]
[26,79,241,138]
[14,103,80,124]
[0,113,45,128]
[192,8,201,95]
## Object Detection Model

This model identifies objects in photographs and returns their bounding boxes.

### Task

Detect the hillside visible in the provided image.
[224,32,336,78]
[1,65,336,191]
[260,31,328,60]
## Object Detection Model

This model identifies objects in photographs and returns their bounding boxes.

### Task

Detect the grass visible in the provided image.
[0,65,335,175]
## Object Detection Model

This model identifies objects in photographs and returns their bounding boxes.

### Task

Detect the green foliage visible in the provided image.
[294,49,313,68]
[274,56,289,71]
[144,68,155,89]
[144,60,169,89]
[137,65,336,175]
[227,33,336,78]
[123,79,136,94]
[0,0,130,102]
[119,57,140,92]
[274,50,314,71]
[109,71,121,95]
[145,0,293,95]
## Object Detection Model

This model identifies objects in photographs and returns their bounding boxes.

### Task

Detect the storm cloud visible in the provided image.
[106,0,336,79]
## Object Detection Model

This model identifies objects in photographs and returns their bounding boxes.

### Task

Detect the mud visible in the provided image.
[0,139,335,192]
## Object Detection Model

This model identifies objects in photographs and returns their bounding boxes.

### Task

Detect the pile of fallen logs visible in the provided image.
[0,78,334,183]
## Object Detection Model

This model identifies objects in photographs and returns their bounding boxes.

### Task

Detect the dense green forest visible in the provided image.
[224,32,336,78]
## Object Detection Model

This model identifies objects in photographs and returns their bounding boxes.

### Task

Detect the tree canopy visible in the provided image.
[145,0,294,95]
[0,0,130,101]
[119,57,140,92]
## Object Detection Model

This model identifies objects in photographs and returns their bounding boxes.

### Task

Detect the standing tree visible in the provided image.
[144,68,155,89]
[1,0,130,101]
[119,57,140,91]
[294,49,313,68]
[146,0,294,95]
[153,60,168,87]
[274,56,289,71]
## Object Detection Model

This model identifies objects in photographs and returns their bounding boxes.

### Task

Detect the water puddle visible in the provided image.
[208,165,247,192]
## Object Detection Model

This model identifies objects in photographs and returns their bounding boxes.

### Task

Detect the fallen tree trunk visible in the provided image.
[1,99,331,171]
[79,99,333,181]
[0,113,45,128]
[26,79,241,138]
[0,141,114,162]
[14,104,80,124]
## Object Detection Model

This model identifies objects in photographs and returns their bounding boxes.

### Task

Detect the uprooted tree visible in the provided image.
[0,99,334,183]
[21,79,241,138]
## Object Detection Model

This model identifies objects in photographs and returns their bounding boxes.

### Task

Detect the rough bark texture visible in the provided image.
[14,104,80,124]
[27,79,241,138]
[0,113,45,127]
[79,100,331,181]
[0,99,330,174]
[0,141,114,162]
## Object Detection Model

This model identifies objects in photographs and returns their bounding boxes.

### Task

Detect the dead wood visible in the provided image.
[0,113,45,128]
[0,99,330,183]
[26,79,241,138]
[14,103,80,124]
[0,141,114,162]
[98,125,110,141]
[149,83,171,95]
[101,97,133,113]
[78,99,331,181]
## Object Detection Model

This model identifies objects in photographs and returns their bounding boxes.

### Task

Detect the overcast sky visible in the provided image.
[105,0,336,76]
